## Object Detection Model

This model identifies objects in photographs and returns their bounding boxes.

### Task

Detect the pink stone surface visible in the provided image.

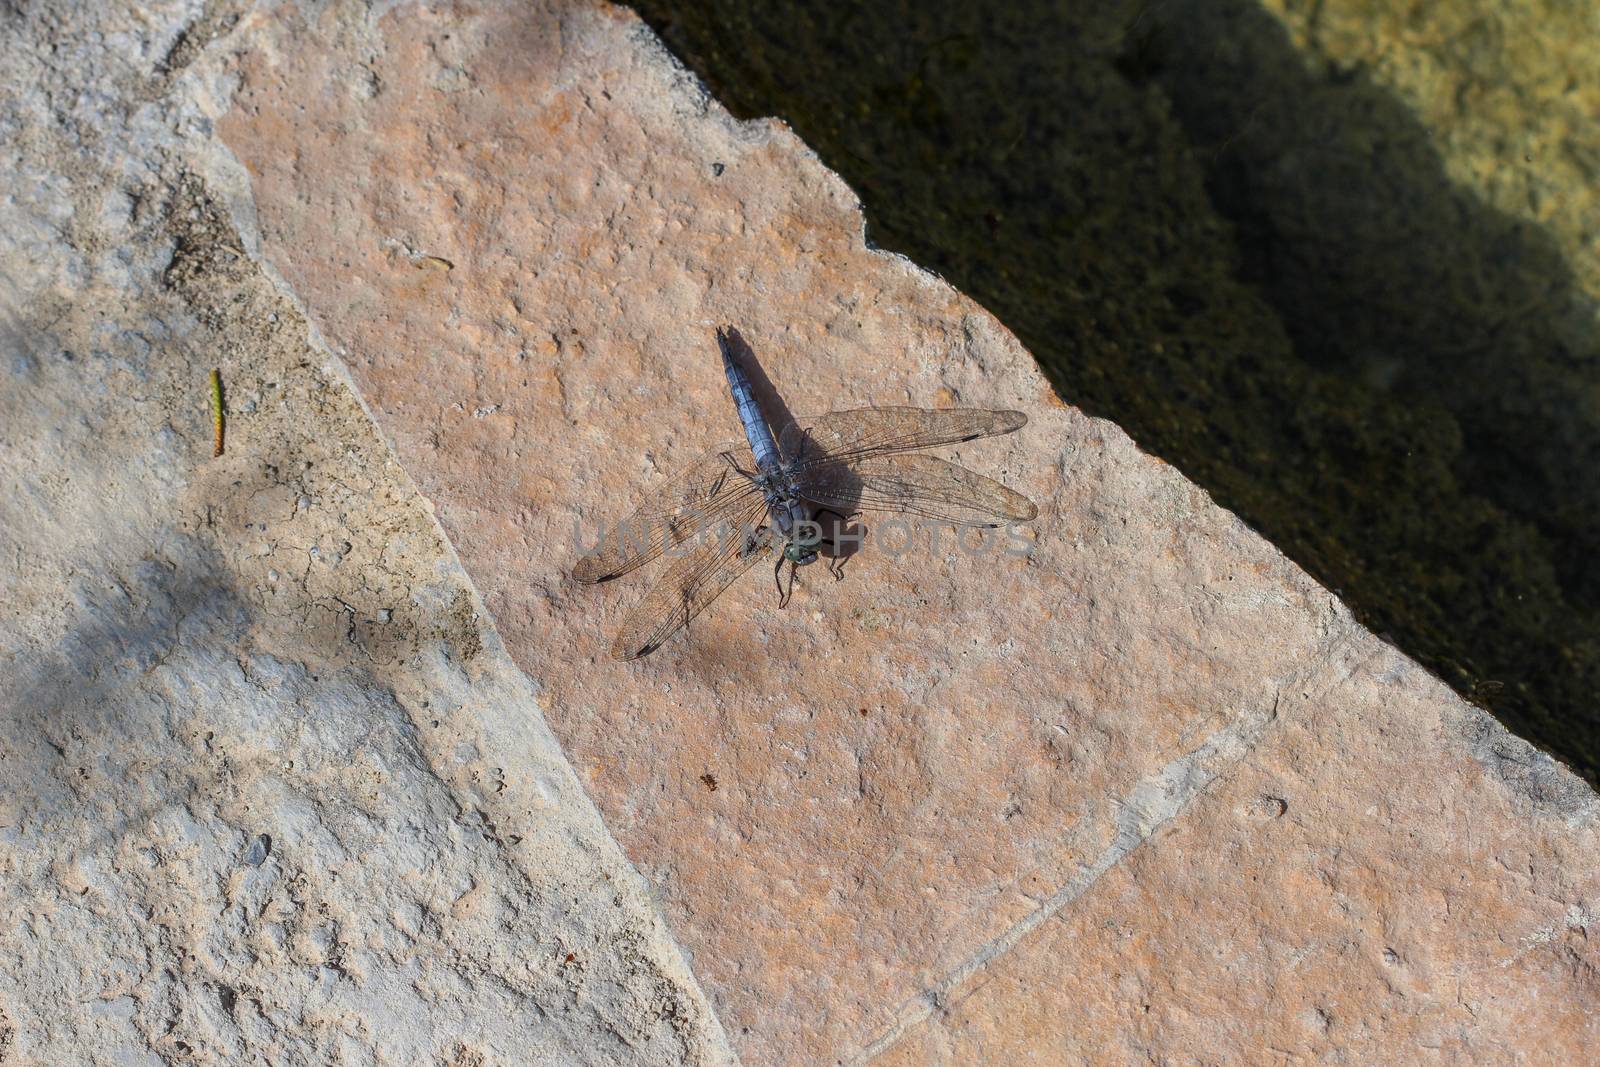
[874,641,1600,1064]
[217,1,1600,1062]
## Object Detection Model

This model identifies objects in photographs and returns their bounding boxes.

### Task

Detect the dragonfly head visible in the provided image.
[783,541,819,565]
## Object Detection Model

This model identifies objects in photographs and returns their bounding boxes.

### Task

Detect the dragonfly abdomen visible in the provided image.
[717,326,783,473]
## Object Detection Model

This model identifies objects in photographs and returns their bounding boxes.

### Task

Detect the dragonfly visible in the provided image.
[573,327,1037,659]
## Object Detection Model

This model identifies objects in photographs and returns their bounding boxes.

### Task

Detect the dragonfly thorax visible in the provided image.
[761,487,822,564]
[760,483,808,537]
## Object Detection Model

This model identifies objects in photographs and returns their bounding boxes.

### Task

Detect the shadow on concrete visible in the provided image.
[0,553,262,890]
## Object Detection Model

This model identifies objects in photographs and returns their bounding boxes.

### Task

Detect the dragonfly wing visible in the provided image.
[610,498,777,660]
[573,441,762,584]
[778,407,1027,465]
[796,452,1037,526]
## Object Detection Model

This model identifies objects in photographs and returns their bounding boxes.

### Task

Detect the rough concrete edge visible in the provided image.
[1448,700,1600,828]
[617,14,946,279]
[180,10,742,1063]
[618,4,1600,832]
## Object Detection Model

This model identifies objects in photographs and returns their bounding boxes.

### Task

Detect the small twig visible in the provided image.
[209,368,225,456]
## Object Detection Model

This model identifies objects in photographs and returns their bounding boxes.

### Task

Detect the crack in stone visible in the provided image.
[853,624,1371,1063]
[850,704,1279,1064]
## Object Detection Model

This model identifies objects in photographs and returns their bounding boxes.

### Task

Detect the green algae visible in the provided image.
[633,0,1600,781]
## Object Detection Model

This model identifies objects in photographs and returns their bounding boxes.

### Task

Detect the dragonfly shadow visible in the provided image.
[811,507,867,571]
[716,325,801,441]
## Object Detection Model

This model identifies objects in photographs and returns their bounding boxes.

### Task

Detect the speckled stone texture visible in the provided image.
[211,1,1600,1065]
[0,2,731,1064]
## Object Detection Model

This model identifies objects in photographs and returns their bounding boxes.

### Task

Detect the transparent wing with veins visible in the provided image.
[578,406,1035,660]
[609,495,776,660]
[573,441,762,584]
[779,407,1027,467]
[778,408,1034,526]
[796,452,1037,526]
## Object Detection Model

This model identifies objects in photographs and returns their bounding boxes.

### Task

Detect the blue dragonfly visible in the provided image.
[574,327,1037,659]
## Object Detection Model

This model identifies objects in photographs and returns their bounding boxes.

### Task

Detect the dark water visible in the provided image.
[632,0,1600,782]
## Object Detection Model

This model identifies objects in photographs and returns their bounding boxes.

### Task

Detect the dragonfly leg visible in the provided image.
[813,506,850,537]
[720,450,760,483]
[813,507,853,581]
[706,464,729,500]
[775,555,802,609]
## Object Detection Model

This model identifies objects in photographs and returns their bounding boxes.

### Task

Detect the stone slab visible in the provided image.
[211,0,1600,1063]
[0,2,732,1063]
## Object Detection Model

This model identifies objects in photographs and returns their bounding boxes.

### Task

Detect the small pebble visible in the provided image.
[243,833,272,867]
